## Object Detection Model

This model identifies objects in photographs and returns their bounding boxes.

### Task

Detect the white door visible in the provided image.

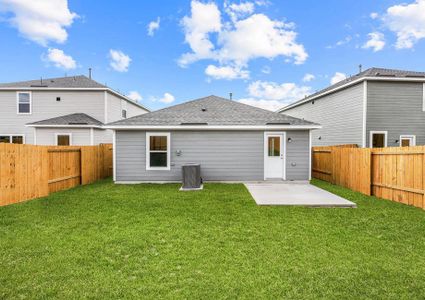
[264,133,285,179]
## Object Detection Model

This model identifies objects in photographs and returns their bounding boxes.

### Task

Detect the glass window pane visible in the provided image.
[57,135,70,146]
[372,134,384,148]
[150,136,167,151]
[0,136,10,143]
[150,152,167,167]
[268,136,280,156]
[19,103,30,113]
[19,93,30,103]
[12,136,23,144]
[401,139,410,147]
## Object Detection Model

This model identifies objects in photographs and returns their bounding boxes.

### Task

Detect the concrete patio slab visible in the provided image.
[245,182,356,207]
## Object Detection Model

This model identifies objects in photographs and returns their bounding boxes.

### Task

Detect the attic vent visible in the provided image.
[30,84,48,87]
[375,73,396,77]
[69,122,88,125]
[180,122,208,125]
[404,74,425,78]
[266,122,291,125]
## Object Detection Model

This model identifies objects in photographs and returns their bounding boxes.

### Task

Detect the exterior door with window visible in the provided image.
[264,133,285,179]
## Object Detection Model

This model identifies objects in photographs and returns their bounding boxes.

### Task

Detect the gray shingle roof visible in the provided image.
[107,95,318,127]
[28,113,103,127]
[0,75,106,88]
[280,67,425,111]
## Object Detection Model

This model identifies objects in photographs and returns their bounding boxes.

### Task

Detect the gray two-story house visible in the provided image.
[279,67,425,148]
[0,75,149,145]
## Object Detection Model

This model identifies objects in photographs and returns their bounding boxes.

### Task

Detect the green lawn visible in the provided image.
[1,179,425,299]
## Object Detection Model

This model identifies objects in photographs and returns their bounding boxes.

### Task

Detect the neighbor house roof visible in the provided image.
[0,75,150,111]
[0,75,106,88]
[27,113,103,128]
[279,67,425,112]
[105,95,320,130]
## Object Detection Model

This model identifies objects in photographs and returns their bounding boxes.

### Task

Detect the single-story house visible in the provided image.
[105,96,320,183]
[26,113,110,145]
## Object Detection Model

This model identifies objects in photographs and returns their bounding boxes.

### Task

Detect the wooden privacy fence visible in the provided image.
[0,143,112,206]
[312,145,425,210]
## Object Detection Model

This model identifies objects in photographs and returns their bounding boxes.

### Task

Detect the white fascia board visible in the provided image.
[26,124,103,129]
[279,76,425,112]
[0,87,150,112]
[104,125,322,130]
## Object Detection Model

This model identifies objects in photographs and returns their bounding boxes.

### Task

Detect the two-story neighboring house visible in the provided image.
[278,67,425,148]
[0,75,149,145]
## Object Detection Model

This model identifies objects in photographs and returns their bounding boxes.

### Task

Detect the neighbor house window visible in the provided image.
[17,92,31,114]
[146,132,170,170]
[370,131,387,148]
[56,134,71,146]
[121,100,127,119]
[400,135,416,147]
[0,134,25,144]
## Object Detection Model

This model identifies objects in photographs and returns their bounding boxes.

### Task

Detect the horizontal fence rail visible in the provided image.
[312,144,425,210]
[0,144,112,206]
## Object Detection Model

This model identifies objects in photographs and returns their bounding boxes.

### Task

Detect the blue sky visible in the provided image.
[1,0,425,111]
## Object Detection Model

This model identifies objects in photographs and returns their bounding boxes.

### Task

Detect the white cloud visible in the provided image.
[205,64,249,80]
[159,92,175,104]
[0,0,78,46]
[327,35,352,49]
[109,49,131,72]
[302,73,315,82]
[330,72,347,85]
[382,0,425,49]
[45,48,76,69]
[362,32,385,52]
[127,91,142,102]
[179,1,308,72]
[261,66,271,74]
[224,1,255,22]
[238,98,284,111]
[370,12,379,19]
[248,80,311,101]
[147,17,160,36]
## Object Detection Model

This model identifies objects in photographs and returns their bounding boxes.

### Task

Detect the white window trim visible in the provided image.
[263,131,286,180]
[17,91,32,115]
[400,135,416,147]
[55,133,72,146]
[146,132,171,171]
[369,131,388,148]
[0,134,25,144]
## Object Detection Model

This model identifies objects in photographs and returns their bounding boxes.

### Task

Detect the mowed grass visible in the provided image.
[1,179,425,299]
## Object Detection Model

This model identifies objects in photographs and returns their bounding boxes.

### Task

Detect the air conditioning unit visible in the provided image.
[181,164,203,191]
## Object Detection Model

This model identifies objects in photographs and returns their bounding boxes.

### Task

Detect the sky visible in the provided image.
[0,0,425,111]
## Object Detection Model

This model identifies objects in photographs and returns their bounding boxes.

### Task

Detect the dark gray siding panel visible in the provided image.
[366,81,425,147]
[116,130,310,182]
[283,83,364,147]
[286,130,310,180]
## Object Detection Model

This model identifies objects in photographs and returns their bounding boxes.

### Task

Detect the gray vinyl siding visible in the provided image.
[283,83,364,147]
[115,130,310,182]
[106,92,147,123]
[286,130,310,180]
[366,81,425,147]
[93,129,113,145]
[0,90,104,144]
[35,128,92,145]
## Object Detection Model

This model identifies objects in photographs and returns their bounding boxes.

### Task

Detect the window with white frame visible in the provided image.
[146,132,170,170]
[121,100,127,119]
[0,134,25,144]
[17,92,31,114]
[400,135,416,147]
[56,134,71,146]
[370,131,387,148]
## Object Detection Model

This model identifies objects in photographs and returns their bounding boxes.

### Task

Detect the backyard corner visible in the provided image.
[1,179,425,299]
